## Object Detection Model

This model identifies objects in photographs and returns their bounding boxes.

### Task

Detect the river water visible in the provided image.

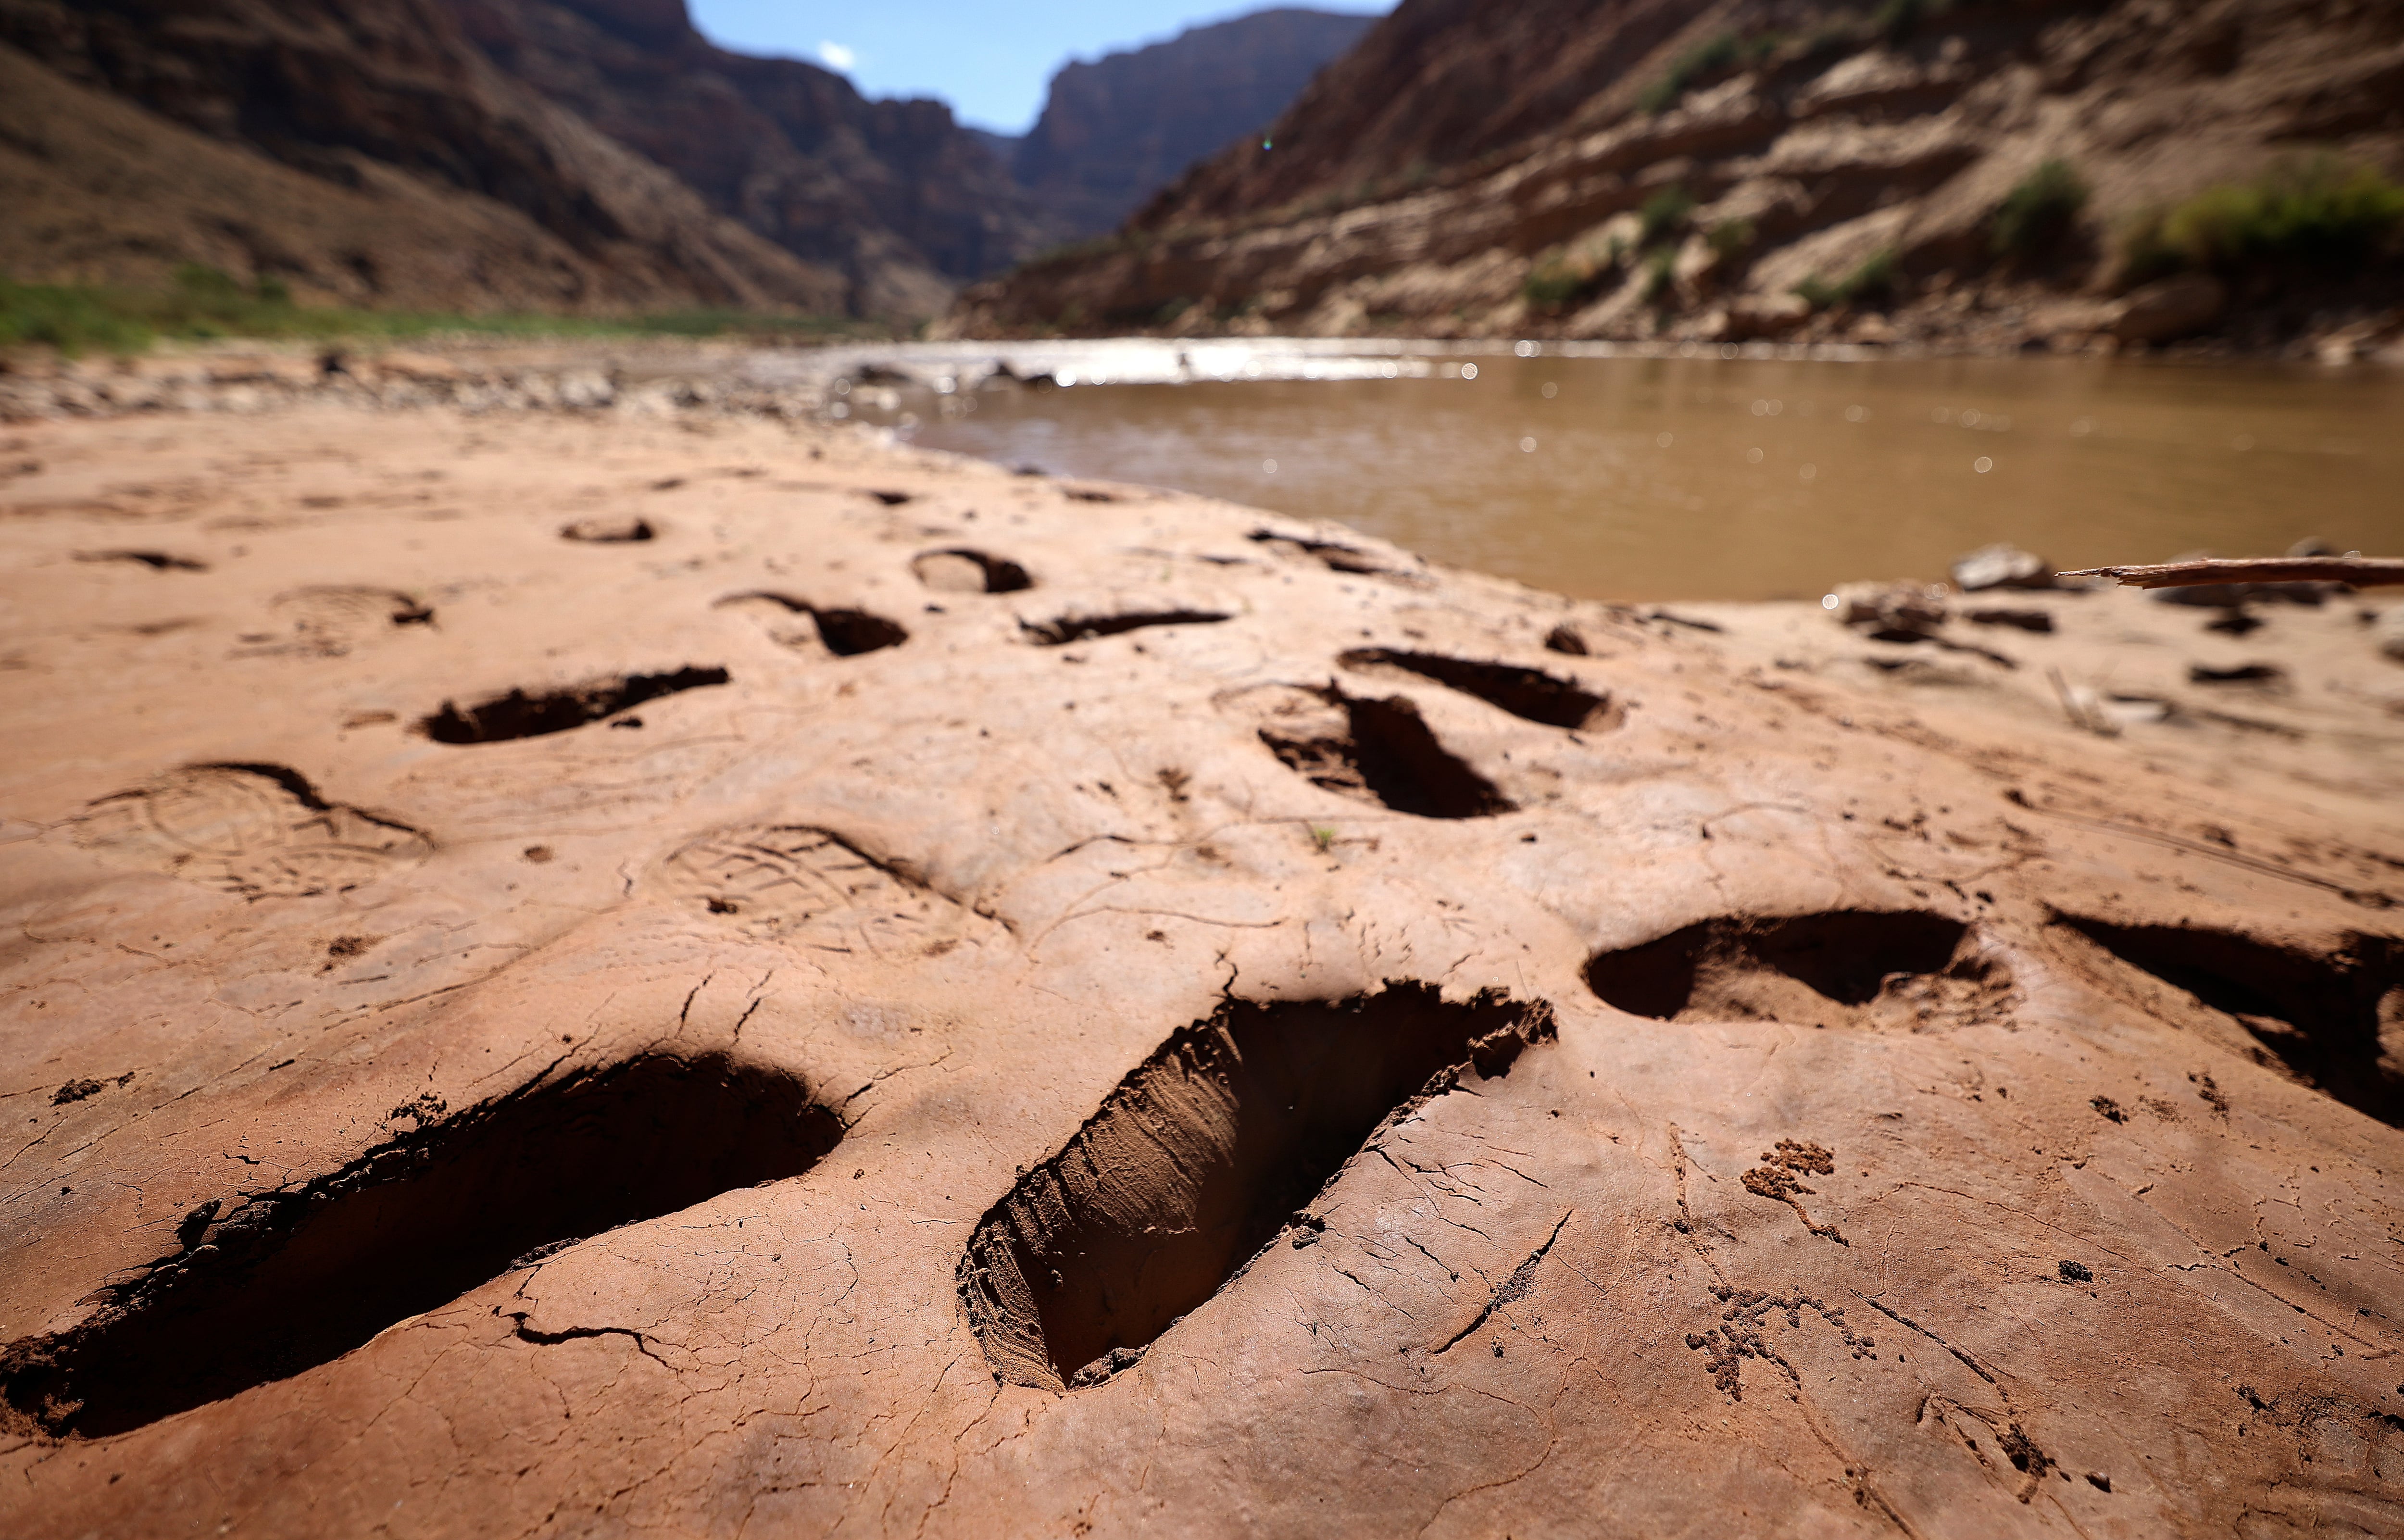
[809,342,2401,602]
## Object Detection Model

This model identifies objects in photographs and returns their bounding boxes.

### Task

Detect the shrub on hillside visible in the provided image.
[2121,156,2404,284]
[1637,32,1780,114]
[1793,248,1899,310]
[1707,219,1758,259]
[1991,160,2089,262]
[1639,186,1697,246]
[1641,247,1680,305]
[1522,234,1628,315]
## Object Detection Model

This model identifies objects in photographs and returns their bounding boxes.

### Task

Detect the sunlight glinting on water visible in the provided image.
[772,339,2404,602]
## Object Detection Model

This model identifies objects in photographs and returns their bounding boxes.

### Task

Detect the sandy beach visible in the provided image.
[3,372,2402,1536]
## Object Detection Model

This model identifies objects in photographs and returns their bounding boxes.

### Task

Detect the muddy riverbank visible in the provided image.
[2,380,2402,1537]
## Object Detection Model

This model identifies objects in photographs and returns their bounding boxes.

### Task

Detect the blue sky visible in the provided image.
[688,2,1394,134]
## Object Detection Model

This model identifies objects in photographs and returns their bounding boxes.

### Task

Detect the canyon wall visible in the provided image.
[949,0,2404,350]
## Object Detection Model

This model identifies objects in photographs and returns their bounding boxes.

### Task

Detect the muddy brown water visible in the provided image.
[904,352,2404,601]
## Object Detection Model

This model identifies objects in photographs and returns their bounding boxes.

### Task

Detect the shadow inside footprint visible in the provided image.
[2063,918,2404,1127]
[911,549,1033,594]
[75,549,209,572]
[1340,648,1616,730]
[560,516,654,543]
[715,592,908,656]
[0,1054,843,1437]
[1247,683,1514,819]
[1248,528,1395,576]
[959,985,1553,1391]
[1021,610,1229,646]
[1587,911,1982,1026]
[419,666,729,743]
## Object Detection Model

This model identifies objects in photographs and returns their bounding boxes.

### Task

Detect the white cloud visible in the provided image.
[816,41,856,72]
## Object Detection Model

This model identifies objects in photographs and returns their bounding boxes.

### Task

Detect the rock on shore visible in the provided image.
[1,394,2401,1536]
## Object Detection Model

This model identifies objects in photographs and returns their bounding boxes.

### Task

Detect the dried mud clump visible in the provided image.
[2063,918,2404,1127]
[1585,911,1991,1028]
[0,1054,841,1438]
[959,985,1554,1390]
[418,666,730,743]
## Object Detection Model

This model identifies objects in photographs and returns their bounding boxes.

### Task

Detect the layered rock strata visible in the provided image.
[949,0,2404,351]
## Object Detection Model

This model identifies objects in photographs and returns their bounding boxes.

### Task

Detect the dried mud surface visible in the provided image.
[2,403,2403,1537]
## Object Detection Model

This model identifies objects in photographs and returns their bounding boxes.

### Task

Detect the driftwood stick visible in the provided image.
[2060,556,2404,589]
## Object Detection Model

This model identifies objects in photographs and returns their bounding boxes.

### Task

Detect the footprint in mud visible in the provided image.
[560,515,654,543]
[73,764,432,897]
[418,666,729,743]
[2061,918,2404,1127]
[1233,682,1514,818]
[1339,648,1618,730]
[0,1053,843,1437]
[959,985,1554,1391]
[1584,911,1996,1028]
[1248,527,1400,577]
[661,825,964,950]
[1020,609,1230,646]
[74,549,209,572]
[238,585,432,657]
[911,548,1033,594]
[713,592,908,656]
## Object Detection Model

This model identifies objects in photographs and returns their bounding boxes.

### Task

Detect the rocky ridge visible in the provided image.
[0,0,1050,318]
[442,0,1063,316]
[947,0,2404,353]
[1010,8,1378,241]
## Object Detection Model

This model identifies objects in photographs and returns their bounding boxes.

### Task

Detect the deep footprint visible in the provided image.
[2064,918,2404,1127]
[911,548,1033,594]
[716,593,908,656]
[74,549,209,572]
[560,516,655,543]
[1021,610,1230,646]
[1247,683,1514,818]
[74,764,431,897]
[419,666,729,743]
[1586,911,1987,1027]
[959,985,1553,1390]
[0,1053,842,1437]
[1339,648,1617,730]
[1248,528,1394,576]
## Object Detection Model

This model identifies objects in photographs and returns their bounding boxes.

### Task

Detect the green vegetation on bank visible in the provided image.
[1991,159,2090,262]
[1637,32,1780,114]
[2121,156,2404,285]
[0,266,873,356]
[1793,248,1897,311]
[1637,0,1955,116]
[1521,183,1699,316]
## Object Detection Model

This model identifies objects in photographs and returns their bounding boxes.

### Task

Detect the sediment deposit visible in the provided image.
[2,385,2402,1535]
